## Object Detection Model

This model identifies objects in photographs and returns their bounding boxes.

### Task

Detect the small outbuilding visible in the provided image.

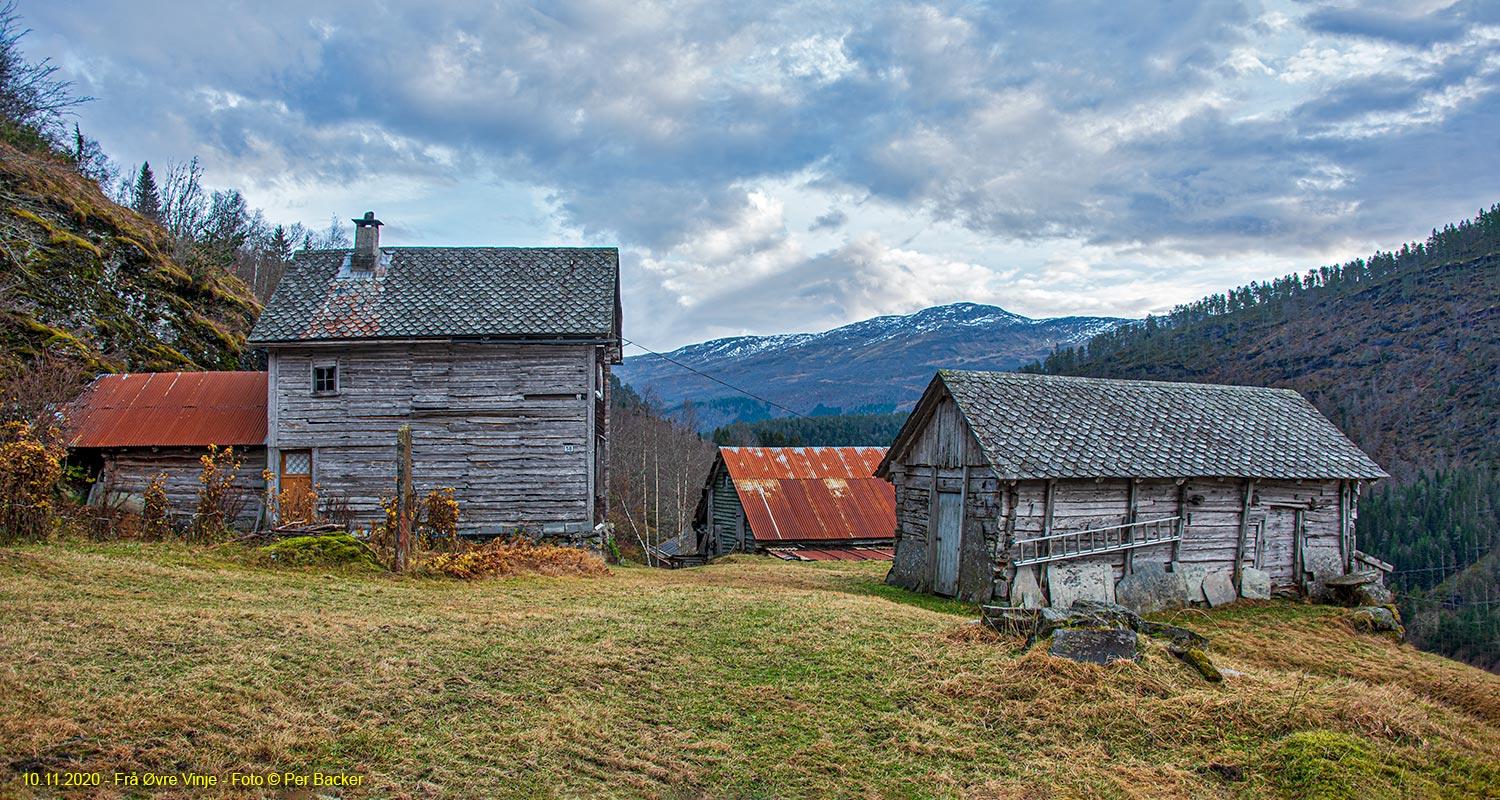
[692,446,896,562]
[876,370,1388,607]
[67,371,269,524]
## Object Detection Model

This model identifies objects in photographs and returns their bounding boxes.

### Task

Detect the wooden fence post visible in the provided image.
[395,424,413,573]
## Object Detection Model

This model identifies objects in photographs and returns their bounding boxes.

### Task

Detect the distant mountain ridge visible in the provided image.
[616,302,1127,428]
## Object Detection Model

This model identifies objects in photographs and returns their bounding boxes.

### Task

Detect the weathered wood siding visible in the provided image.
[887,392,1355,604]
[994,477,1349,603]
[268,341,601,536]
[887,397,999,601]
[1252,479,1347,586]
[97,447,268,526]
[703,466,750,556]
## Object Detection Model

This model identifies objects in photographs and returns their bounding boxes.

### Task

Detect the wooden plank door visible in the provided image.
[279,450,314,523]
[1261,507,1298,586]
[933,491,963,596]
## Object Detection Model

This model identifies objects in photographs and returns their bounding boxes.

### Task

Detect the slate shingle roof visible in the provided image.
[891,370,1386,480]
[249,247,619,343]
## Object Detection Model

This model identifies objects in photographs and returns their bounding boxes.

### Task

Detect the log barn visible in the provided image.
[876,370,1388,607]
[691,446,896,562]
[67,371,268,524]
[248,213,622,540]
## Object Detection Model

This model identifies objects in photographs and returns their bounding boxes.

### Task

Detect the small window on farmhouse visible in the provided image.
[312,363,338,394]
[282,451,312,475]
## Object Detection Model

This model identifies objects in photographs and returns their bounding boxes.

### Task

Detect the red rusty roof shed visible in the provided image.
[717,446,896,544]
[66,372,267,449]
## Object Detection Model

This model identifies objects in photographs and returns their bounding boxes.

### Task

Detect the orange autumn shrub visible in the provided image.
[423,538,609,580]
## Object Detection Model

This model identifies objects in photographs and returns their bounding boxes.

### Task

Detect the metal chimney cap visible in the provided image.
[352,211,383,227]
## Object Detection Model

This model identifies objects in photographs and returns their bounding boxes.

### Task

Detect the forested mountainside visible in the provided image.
[710,411,910,447]
[615,303,1124,429]
[0,140,260,372]
[1022,205,1500,482]
[1024,205,1500,669]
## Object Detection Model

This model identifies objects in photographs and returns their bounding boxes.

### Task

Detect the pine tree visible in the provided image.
[132,161,161,222]
[269,224,292,263]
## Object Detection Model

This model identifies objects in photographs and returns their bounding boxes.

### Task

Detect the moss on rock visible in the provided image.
[0,141,260,371]
[256,533,382,571]
[1174,647,1223,682]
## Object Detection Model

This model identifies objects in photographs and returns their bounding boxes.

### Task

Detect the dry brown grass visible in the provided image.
[1,543,1498,799]
[420,538,611,580]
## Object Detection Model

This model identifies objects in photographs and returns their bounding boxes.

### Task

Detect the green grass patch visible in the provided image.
[2,543,1500,799]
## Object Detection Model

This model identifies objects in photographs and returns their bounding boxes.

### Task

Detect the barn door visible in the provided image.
[278,450,314,523]
[1260,507,1298,587]
[933,491,963,596]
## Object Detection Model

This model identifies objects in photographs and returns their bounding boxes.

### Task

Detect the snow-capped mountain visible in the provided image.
[616,302,1129,428]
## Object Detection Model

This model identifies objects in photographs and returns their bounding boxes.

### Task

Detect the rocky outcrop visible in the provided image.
[1349,605,1405,642]
[982,599,1223,679]
[1,142,260,372]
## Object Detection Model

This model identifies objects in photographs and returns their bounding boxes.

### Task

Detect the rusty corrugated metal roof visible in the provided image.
[719,446,895,543]
[766,547,895,562]
[67,372,267,449]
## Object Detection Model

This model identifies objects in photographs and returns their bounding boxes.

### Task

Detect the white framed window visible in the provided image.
[312,362,339,395]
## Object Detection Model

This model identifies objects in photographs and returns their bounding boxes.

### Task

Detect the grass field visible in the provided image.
[2,543,1500,799]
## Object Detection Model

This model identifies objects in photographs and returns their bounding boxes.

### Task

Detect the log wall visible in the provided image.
[267,341,604,536]
[95,447,268,526]
[885,393,1357,603]
[886,397,1000,601]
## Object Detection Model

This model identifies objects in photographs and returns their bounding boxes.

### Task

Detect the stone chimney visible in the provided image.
[351,211,382,271]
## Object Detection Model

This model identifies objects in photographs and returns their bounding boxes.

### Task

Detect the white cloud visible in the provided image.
[20,0,1499,350]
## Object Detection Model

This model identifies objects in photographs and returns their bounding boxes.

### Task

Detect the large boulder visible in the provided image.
[1349,605,1405,641]
[986,598,1222,681]
[1325,570,1395,606]
[1180,564,1210,604]
[1012,565,1046,609]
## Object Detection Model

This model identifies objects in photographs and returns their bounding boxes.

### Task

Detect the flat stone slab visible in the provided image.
[1240,567,1271,600]
[1181,565,1209,604]
[1012,565,1046,609]
[1050,628,1140,665]
[1048,560,1115,608]
[1116,562,1188,614]
[1203,571,1238,607]
[1303,549,1343,580]
[1325,569,1382,588]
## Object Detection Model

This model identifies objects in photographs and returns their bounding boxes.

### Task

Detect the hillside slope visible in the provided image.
[1025,207,1500,670]
[0,142,260,372]
[1025,208,1500,481]
[617,302,1124,428]
[2,544,1499,798]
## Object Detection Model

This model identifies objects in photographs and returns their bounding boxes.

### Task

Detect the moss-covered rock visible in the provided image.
[1173,647,1223,682]
[1348,605,1405,642]
[0,141,260,371]
[255,533,381,571]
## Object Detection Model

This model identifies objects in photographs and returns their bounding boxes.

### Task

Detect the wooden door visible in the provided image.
[1260,506,1298,586]
[933,491,963,596]
[279,450,313,523]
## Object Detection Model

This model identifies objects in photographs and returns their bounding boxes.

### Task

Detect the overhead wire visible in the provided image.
[620,337,806,420]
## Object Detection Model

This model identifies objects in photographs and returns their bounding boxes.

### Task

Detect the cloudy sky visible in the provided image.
[27,0,1500,350]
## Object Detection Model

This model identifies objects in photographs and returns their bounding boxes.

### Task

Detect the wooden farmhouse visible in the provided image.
[67,371,269,525]
[689,446,896,563]
[876,370,1388,607]
[248,213,622,540]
